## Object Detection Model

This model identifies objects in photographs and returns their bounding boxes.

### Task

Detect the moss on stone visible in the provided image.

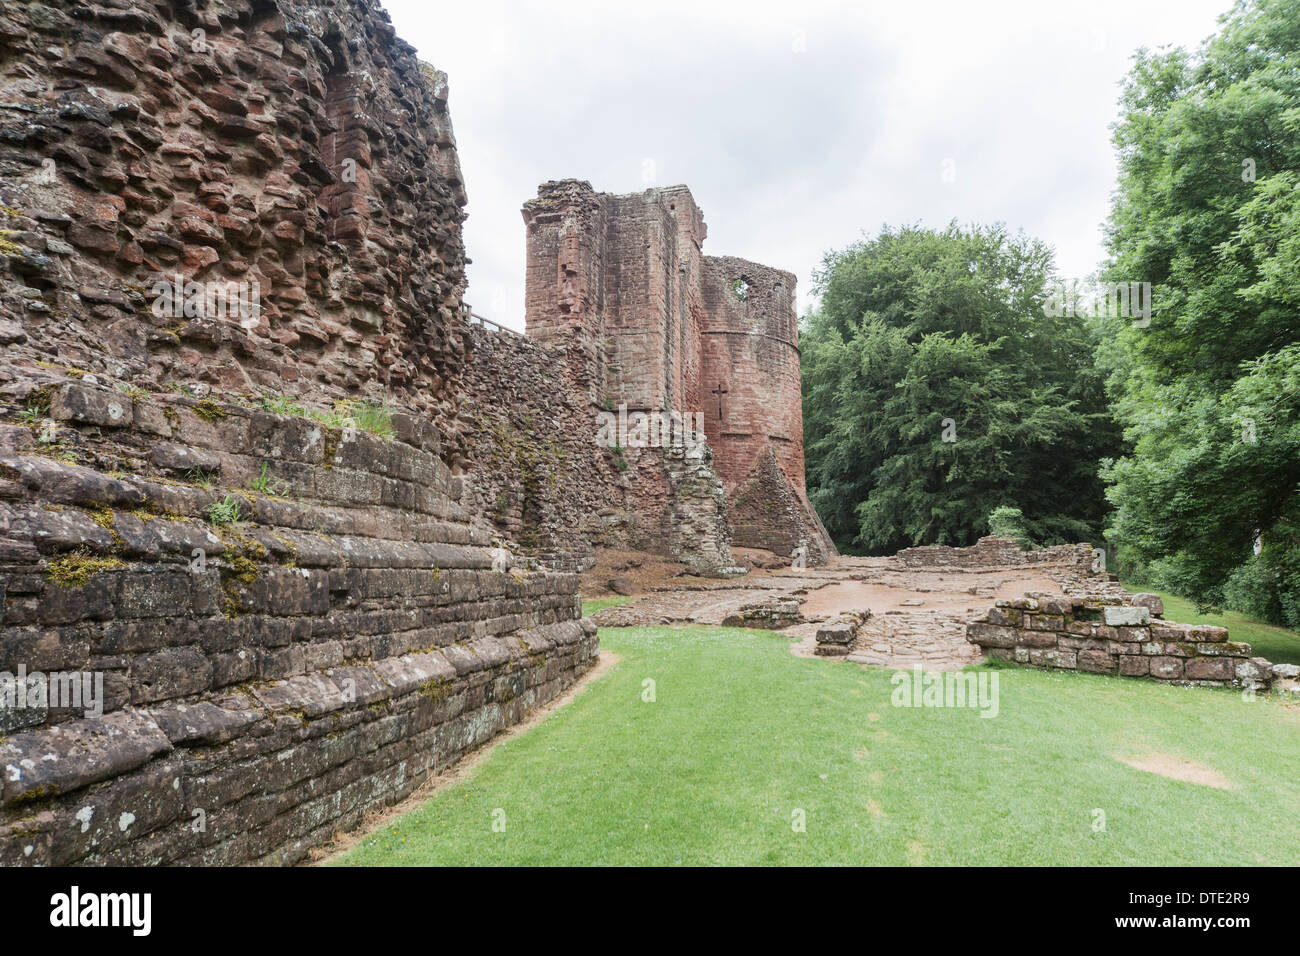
[44,552,126,588]
[193,399,228,423]
[418,678,449,705]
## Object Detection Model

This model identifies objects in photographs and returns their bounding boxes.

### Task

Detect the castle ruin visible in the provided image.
[0,0,828,866]
[520,180,835,568]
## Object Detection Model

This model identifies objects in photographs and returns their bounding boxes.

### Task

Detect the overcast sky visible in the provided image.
[383,0,1229,331]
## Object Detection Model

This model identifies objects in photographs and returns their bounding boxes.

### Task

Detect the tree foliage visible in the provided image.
[1099,0,1300,624]
[802,223,1118,554]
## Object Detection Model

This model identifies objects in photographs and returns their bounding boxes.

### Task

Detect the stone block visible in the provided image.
[1149,657,1184,680]
[50,383,133,429]
[1028,648,1077,669]
[966,622,1017,648]
[1118,655,1149,677]
[1129,593,1164,617]
[1184,657,1233,681]
[1103,605,1150,626]
[0,710,171,806]
[1078,649,1117,674]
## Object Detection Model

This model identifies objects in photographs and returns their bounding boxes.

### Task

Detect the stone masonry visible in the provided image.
[519,180,836,568]
[0,0,596,865]
[967,592,1276,688]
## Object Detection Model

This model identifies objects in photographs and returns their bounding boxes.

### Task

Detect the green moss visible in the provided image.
[418,679,450,705]
[193,399,228,423]
[221,529,267,578]
[35,360,91,379]
[221,579,241,619]
[86,505,126,551]
[321,427,340,469]
[227,554,260,585]
[269,531,299,568]
[10,783,58,805]
[44,552,126,588]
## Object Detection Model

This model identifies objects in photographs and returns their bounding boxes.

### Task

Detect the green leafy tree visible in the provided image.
[802,223,1118,554]
[1099,0,1300,624]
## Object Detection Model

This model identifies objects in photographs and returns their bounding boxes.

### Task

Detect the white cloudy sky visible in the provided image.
[382,0,1229,331]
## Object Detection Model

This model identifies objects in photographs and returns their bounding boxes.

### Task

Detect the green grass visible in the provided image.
[254,393,395,440]
[581,595,635,616]
[1126,585,1300,666]
[206,494,242,526]
[333,624,1300,866]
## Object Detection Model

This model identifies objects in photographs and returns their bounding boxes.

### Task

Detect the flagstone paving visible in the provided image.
[590,554,1110,670]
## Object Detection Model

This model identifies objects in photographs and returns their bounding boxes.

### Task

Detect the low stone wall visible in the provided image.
[966,592,1274,688]
[0,382,596,865]
[897,536,1094,572]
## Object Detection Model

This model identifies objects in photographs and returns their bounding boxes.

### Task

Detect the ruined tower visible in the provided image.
[521,180,836,564]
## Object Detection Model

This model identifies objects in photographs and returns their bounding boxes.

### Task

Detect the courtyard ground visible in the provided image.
[332,619,1300,866]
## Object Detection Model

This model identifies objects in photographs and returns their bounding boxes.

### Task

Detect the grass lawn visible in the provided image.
[334,624,1300,866]
[1125,585,1300,667]
[581,596,635,616]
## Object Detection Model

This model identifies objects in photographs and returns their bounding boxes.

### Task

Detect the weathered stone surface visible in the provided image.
[814,611,868,656]
[1149,657,1185,680]
[1103,605,1151,626]
[966,592,1270,689]
[0,710,172,806]
[1129,593,1164,617]
[967,622,1017,648]
[722,598,801,630]
[50,383,133,429]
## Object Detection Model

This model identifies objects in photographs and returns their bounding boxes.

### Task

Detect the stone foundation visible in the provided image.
[897,536,1095,572]
[967,592,1274,688]
[815,611,867,657]
[0,384,596,865]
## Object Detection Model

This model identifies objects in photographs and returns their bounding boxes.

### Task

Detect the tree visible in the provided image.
[1099,0,1300,624]
[802,223,1118,554]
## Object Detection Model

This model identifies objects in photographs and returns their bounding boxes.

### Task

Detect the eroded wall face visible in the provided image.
[0,385,596,866]
[0,0,469,416]
[601,192,677,411]
[0,0,597,865]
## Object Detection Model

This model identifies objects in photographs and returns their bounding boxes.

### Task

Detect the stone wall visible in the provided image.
[442,324,734,573]
[0,0,602,866]
[966,592,1275,688]
[897,535,1095,572]
[519,179,835,564]
[0,383,596,864]
[0,0,468,418]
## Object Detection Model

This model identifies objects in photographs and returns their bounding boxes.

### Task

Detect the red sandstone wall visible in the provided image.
[699,255,805,499]
[0,0,468,415]
[0,0,605,867]
[659,186,707,414]
[601,191,678,411]
[521,181,609,403]
[519,181,832,564]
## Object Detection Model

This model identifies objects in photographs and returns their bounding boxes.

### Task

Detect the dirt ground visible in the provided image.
[578,546,786,597]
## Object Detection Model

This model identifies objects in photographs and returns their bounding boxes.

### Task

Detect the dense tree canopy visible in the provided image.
[800,0,1298,627]
[801,224,1118,554]
[1098,0,1300,624]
